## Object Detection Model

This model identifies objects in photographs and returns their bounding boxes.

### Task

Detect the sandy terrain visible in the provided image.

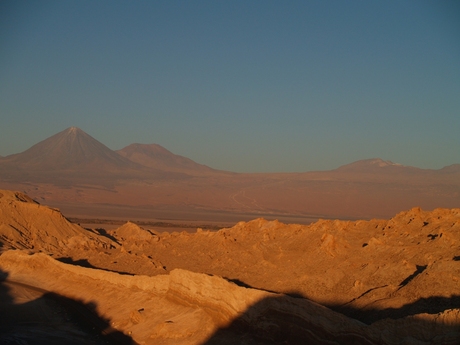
[1,189,460,344]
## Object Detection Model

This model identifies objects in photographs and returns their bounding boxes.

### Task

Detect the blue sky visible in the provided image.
[1,1,459,172]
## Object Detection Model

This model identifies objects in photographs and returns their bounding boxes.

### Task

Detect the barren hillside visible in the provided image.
[0,189,459,344]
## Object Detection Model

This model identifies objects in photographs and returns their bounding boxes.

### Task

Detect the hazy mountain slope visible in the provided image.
[334,158,418,173]
[0,127,139,171]
[0,127,459,219]
[0,127,184,187]
[116,143,223,175]
[440,163,460,173]
[329,158,460,186]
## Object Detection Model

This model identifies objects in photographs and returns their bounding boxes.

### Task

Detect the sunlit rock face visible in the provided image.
[1,189,460,344]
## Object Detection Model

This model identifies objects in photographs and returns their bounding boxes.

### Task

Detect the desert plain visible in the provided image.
[1,128,460,344]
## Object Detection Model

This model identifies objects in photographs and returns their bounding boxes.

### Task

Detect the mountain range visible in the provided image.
[0,127,218,177]
[0,127,459,221]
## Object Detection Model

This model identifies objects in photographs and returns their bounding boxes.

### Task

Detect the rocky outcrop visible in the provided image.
[132,207,460,326]
[1,250,459,344]
[1,188,460,343]
[111,221,156,242]
[0,190,113,253]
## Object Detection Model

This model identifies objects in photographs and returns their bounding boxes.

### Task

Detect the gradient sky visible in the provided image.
[1,1,459,172]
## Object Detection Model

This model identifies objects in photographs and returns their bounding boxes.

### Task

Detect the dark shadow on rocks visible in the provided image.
[397,264,427,288]
[57,257,98,269]
[0,269,137,344]
[200,291,460,345]
[329,295,460,325]
[93,228,121,244]
[56,257,134,276]
[223,278,310,300]
[223,277,253,289]
[200,293,372,345]
[222,277,281,295]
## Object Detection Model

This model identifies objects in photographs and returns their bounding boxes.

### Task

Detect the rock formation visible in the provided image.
[1,250,459,344]
[0,189,460,344]
[0,190,113,253]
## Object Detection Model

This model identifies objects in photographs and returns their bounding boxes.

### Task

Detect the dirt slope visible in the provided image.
[0,190,114,254]
[0,189,164,276]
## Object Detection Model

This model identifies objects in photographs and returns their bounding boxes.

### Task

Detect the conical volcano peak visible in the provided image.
[63,126,86,139]
[2,127,138,172]
[67,126,80,134]
[60,126,91,145]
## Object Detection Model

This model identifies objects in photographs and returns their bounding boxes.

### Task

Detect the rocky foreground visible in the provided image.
[0,189,459,344]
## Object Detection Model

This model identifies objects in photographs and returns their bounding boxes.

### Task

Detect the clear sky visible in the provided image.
[1,1,459,172]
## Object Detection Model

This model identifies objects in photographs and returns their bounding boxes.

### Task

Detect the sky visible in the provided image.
[0,1,459,173]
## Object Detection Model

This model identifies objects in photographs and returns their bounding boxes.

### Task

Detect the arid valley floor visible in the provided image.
[1,128,460,344]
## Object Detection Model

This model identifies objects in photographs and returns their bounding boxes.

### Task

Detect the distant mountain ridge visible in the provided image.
[116,143,221,175]
[336,158,403,170]
[440,164,460,173]
[334,158,422,174]
[1,127,456,174]
[0,127,139,172]
[0,127,459,220]
[0,127,222,176]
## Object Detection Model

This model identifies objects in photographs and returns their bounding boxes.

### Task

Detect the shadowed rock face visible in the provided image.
[0,273,136,345]
[1,189,460,343]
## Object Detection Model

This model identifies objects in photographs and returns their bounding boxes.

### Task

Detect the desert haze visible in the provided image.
[1,127,460,344]
[0,127,459,222]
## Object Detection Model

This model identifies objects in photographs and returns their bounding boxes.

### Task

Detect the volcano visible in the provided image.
[0,127,139,172]
[0,127,151,186]
[0,127,459,220]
